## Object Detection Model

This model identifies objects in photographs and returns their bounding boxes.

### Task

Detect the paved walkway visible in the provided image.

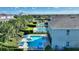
[18,38,28,51]
[29,34,47,36]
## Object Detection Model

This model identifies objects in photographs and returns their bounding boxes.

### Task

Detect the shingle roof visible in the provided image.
[0,14,14,16]
[50,15,79,29]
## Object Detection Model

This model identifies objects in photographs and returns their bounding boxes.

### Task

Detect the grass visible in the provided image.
[0,38,23,51]
[0,16,48,51]
[21,27,33,31]
[17,31,24,37]
[3,38,18,48]
[20,22,36,31]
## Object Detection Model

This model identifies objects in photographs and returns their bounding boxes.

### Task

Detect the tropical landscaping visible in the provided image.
[0,15,49,51]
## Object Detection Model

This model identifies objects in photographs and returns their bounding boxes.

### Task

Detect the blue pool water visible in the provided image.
[36,23,47,32]
[19,23,48,50]
[36,27,47,32]
[19,42,24,46]
[37,23,47,27]
[19,36,48,50]
[37,23,45,27]
[27,36,48,49]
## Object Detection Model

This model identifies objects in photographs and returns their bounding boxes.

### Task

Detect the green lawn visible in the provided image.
[3,38,18,48]
[21,27,33,31]
[17,31,24,37]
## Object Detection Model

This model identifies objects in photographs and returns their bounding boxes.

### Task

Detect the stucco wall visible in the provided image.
[48,27,79,50]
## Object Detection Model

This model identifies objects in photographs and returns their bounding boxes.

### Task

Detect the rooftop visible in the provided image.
[49,15,79,29]
[0,14,14,16]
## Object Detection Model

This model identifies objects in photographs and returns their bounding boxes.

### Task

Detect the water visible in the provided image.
[27,23,48,50]
[37,23,45,27]
[19,42,24,46]
[27,36,48,49]
[36,23,48,32]
[36,27,47,32]
[19,23,48,50]
[19,36,49,50]
[37,23,47,27]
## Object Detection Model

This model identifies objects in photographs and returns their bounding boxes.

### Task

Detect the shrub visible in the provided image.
[45,45,52,51]
[64,48,79,51]
[27,22,36,27]
[1,47,9,51]
[13,48,23,51]
[27,24,36,27]
[20,27,33,34]
[33,22,37,24]
[0,47,23,51]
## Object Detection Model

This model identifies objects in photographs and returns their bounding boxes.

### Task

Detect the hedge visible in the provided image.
[20,27,33,34]
[27,22,36,27]
[64,48,79,51]
[0,47,23,51]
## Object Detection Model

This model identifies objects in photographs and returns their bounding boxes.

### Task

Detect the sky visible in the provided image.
[0,7,79,14]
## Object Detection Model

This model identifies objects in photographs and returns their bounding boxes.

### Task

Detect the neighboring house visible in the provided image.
[0,14,14,21]
[48,14,79,50]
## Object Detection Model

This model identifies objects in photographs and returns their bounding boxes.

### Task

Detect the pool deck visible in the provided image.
[18,38,28,51]
[18,22,48,51]
[29,34,47,36]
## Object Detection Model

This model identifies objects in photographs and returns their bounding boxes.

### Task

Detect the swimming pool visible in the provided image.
[37,23,45,27]
[37,23,47,27]
[35,27,47,33]
[19,23,48,50]
[19,35,49,50]
[19,42,24,46]
[27,36,48,50]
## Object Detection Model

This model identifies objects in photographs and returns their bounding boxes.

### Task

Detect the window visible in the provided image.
[66,30,70,35]
[66,42,70,47]
[55,45,58,50]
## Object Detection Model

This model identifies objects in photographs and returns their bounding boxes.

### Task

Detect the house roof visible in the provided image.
[0,14,14,16]
[50,15,79,29]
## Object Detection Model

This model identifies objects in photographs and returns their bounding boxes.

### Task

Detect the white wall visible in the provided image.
[0,16,14,19]
[0,16,14,22]
[48,28,79,50]
[48,15,79,50]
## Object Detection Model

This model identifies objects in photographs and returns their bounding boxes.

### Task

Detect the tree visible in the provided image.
[14,15,18,18]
